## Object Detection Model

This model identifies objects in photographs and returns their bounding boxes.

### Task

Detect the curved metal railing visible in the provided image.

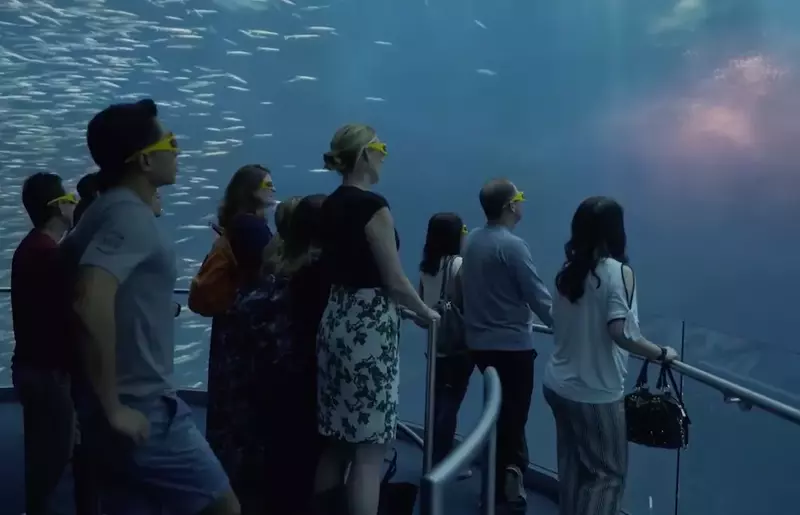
[421,366,501,515]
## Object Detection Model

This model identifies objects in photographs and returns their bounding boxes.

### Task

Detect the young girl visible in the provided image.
[419,212,473,467]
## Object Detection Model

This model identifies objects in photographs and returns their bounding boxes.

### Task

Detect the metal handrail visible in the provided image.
[422,318,439,475]
[516,321,800,427]
[421,366,501,515]
[392,305,800,426]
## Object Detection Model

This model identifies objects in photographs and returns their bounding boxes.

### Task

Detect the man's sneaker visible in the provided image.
[457,468,473,480]
[477,466,526,512]
[504,465,527,502]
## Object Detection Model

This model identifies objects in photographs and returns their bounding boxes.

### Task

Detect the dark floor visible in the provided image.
[0,399,558,515]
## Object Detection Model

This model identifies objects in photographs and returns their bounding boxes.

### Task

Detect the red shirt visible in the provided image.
[11,229,74,371]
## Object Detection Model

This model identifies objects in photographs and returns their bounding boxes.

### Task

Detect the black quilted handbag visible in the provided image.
[625,359,691,449]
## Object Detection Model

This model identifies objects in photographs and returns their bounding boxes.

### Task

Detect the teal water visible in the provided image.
[1,1,799,514]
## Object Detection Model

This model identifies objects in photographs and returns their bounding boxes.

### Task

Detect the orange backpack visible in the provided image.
[188,234,239,317]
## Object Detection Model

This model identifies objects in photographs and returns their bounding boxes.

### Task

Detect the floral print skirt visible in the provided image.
[317,286,401,444]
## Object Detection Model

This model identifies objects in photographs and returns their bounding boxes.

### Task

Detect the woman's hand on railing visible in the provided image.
[423,307,441,325]
[399,306,440,327]
[659,346,679,363]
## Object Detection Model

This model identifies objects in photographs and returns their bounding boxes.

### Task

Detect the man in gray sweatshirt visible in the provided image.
[461,178,554,513]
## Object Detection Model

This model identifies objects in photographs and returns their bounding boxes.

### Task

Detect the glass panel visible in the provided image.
[397,320,431,425]
[173,291,211,389]
[0,288,11,387]
[678,322,800,515]
[621,316,682,515]
[0,289,208,389]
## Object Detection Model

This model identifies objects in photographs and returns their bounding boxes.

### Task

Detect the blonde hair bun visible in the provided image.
[323,151,343,171]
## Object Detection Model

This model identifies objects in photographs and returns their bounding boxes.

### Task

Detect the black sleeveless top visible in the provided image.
[320,185,399,289]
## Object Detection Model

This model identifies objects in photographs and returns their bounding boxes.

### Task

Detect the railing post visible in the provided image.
[420,475,443,515]
[422,319,439,475]
[482,373,497,515]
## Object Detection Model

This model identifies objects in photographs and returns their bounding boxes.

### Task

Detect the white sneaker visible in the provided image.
[504,465,527,502]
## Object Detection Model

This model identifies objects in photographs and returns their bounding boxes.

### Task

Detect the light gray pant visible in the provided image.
[544,387,628,515]
[13,366,75,515]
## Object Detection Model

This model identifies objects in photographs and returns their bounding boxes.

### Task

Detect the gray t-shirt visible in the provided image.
[63,187,177,399]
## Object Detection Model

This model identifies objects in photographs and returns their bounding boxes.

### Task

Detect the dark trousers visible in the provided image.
[13,366,76,515]
[472,349,536,502]
[432,353,474,464]
[262,363,321,515]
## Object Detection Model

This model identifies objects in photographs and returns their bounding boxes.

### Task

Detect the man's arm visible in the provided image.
[74,267,123,414]
[507,238,554,328]
[73,205,155,415]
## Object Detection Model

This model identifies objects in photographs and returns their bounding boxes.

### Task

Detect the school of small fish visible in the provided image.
[0,0,496,382]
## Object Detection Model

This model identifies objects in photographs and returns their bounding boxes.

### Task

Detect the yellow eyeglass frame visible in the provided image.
[46,192,78,206]
[366,141,388,156]
[124,133,179,164]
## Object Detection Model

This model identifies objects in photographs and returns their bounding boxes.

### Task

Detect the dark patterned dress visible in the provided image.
[209,275,292,503]
[204,214,273,478]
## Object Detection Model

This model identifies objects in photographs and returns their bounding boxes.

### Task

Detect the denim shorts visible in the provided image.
[80,393,230,515]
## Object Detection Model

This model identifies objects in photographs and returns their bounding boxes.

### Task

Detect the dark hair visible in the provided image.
[285,194,327,256]
[77,172,99,199]
[555,196,628,303]
[217,164,270,232]
[74,172,100,224]
[479,178,516,221]
[272,193,327,276]
[86,99,161,191]
[21,172,66,228]
[420,212,464,276]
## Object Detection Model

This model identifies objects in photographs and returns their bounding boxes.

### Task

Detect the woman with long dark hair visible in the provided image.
[418,212,473,467]
[542,196,678,515]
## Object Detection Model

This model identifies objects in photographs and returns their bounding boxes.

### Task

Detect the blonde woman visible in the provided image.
[313,124,440,515]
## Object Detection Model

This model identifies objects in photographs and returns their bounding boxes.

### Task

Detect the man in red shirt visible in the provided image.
[11,172,78,514]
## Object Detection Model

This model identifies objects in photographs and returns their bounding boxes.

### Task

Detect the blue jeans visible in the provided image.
[79,393,230,515]
[432,353,474,464]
